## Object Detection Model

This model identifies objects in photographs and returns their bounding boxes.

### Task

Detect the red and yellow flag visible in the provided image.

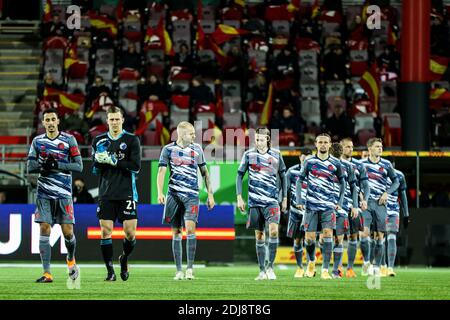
[208,37,227,68]
[311,0,320,19]
[44,87,85,113]
[234,0,245,8]
[156,16,174,56]
[211,24,249,45]
[260,82,273,126]
[387,23,397,46]
[287,0,301,13]
[359,63,380,115]
[196,22,206,50]
[88,13,118,37]
[430,56,450,81]
[156,119,170,145]
[64,42,78,70]
[361,0,369,23]
[43,0,53,22]
[135,100,168,136]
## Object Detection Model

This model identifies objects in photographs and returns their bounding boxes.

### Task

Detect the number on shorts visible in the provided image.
[191,205,199,215]
[126,200,136,210]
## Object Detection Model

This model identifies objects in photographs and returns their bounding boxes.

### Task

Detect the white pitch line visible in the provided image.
[0,264,206,268]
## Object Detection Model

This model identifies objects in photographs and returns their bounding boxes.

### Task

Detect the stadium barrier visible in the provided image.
[0,204,235,262]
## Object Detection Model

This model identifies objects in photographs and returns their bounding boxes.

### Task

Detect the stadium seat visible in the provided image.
[325,81,346,100]
[383,113,402,146]
[354,114,375,132]
[300,83,319,98]
[223,111,242,128]
[356,129,377,146]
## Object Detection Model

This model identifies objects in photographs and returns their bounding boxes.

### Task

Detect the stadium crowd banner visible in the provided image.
[0,204,234,262]
[150,161,249,224]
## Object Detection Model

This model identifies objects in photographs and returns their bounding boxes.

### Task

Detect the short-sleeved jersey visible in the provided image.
[28,132,80,199]
[238,148,286,208]
[158,142,206,199]
[299,155,344,212]
[333,159,356,213]
[349,157,369,195]
[387,169,407,215]
[287,164,307,212]
[361,157,397,202]
[92,130,141,201]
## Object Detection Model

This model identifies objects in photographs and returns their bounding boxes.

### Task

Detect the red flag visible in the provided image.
[359,63,380,115]
[116,0,124,21]
[43,0,53,23]
[197,0,203,21]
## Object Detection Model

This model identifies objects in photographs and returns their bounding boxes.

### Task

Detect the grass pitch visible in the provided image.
[0,265,449,300]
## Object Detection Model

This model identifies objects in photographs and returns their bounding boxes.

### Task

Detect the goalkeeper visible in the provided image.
[91,106,141,281]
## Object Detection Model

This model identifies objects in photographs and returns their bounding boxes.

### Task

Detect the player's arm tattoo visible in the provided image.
[200,165,213,194]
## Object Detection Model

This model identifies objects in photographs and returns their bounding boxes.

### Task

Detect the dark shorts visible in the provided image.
[349,212,364,234]
[386,214,399,233]
[97,199,138,223]
[335,212,349,236]
[34,198,75,226]
[361,200,387,232]
[287,208,304,239]
[163,192,200,228]
[246,204,280,231]
[302,209,336,232]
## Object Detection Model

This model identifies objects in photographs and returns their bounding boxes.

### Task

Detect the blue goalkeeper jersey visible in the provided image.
[298,155,345,212]
[158,142,206,199]
[238,148,286,208]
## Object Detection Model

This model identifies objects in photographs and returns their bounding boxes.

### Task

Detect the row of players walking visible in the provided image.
[27,107,408,282]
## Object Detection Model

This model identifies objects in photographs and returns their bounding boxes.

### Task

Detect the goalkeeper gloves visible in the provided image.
[41,155,58,171]
[95,151,117,166]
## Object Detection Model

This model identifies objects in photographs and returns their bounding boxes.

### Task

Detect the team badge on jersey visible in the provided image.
[58,143,65,150]
[120,142,127,150]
